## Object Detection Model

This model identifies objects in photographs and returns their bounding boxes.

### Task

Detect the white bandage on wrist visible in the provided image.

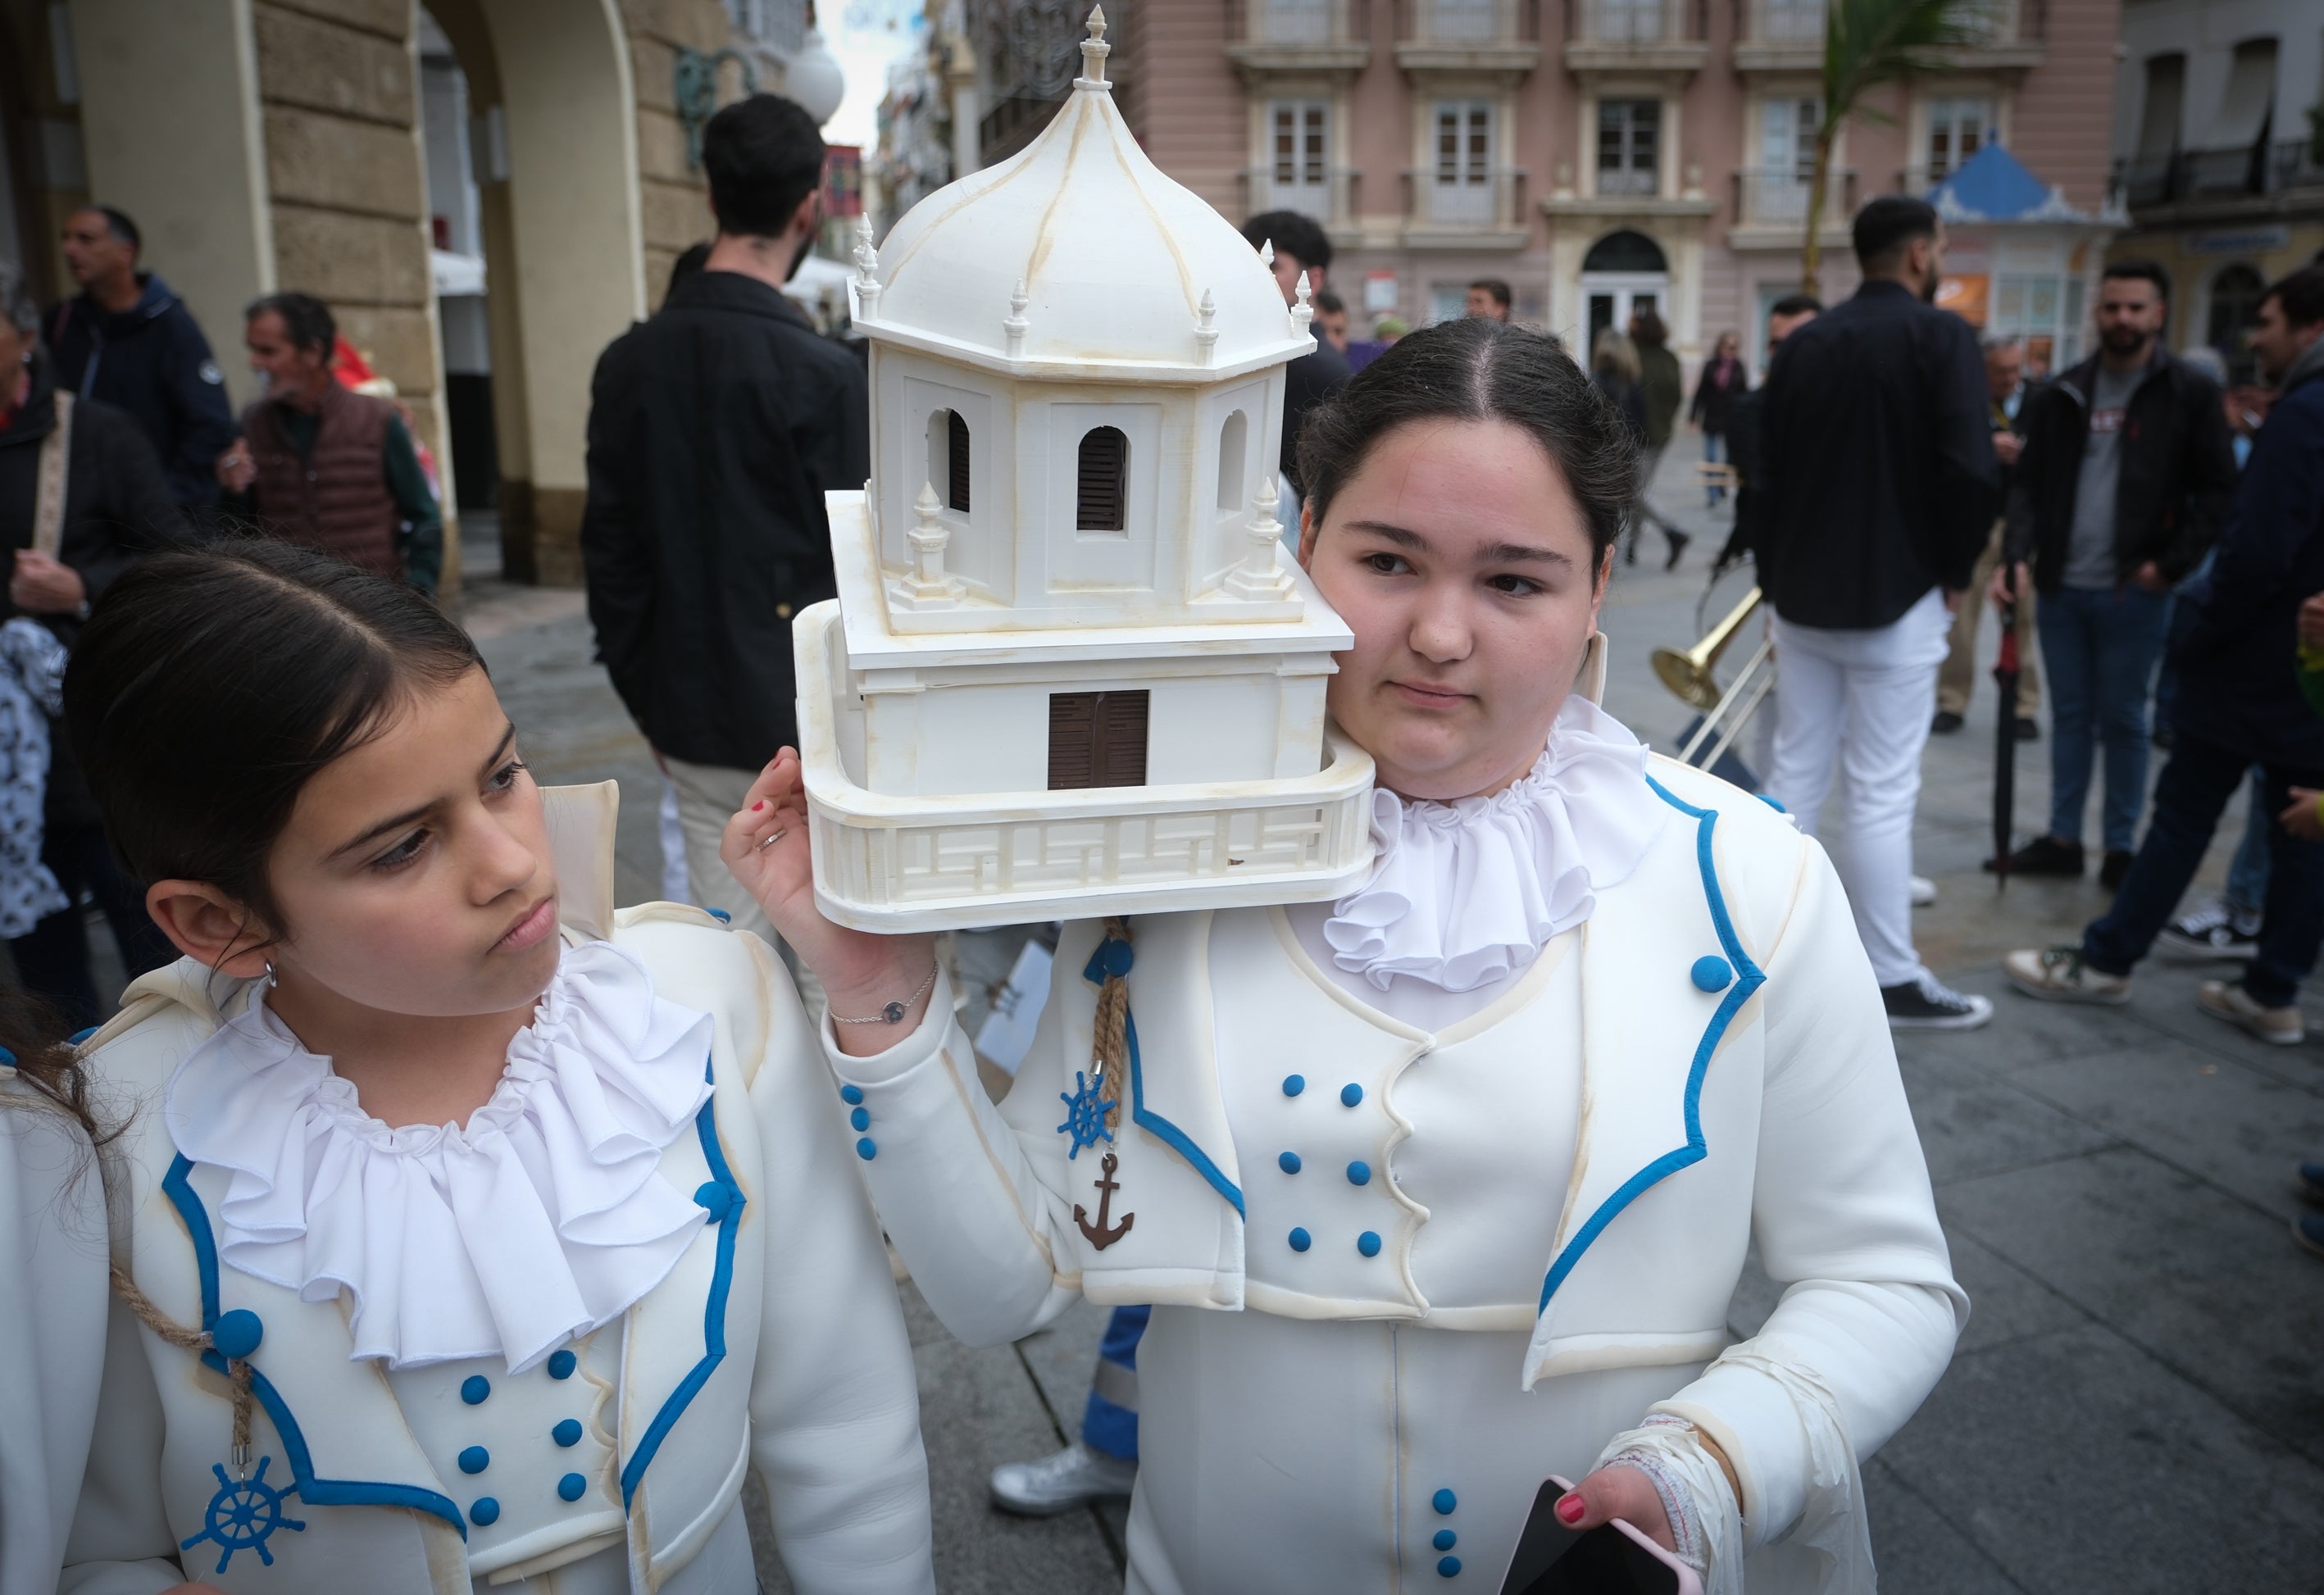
[1595,1413,1745,1593]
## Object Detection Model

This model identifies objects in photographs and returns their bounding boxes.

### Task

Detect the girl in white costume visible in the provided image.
[730,319,1966,1593]
[48,543,933,1594]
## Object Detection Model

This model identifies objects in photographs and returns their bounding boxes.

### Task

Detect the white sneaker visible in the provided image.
[1881,971,1992,1029]
[989,1442,1137,1516]
[2195,979,2304,1046]
[2003,947,2132,1005]
[1909,875,1937,907]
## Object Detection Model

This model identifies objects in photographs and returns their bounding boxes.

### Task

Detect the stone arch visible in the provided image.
[1581,229,1668,275]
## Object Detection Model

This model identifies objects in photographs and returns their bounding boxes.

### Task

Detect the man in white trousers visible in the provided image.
[1752,196,2004,1029]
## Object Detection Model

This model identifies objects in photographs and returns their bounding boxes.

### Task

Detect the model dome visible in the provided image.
[853,8,1309,382]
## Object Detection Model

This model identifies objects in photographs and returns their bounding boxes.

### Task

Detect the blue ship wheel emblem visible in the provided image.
[182,1456,306,1575]
[1056,1070,1117,1159]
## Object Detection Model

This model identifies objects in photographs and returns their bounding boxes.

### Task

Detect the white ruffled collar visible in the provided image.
[1324,696,1667,993]
[164,940,716,1373]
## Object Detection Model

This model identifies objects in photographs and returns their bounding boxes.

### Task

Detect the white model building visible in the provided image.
[794,7,1375,932]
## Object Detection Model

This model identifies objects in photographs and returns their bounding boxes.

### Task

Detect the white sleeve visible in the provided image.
[1,1101,148,1595]
[740,935,935,1595]
[819,926,1103,1351]
[1653,843,1968,1559]
[57,1296,185,1594]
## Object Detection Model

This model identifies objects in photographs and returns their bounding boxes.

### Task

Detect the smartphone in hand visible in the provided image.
[1498,1475,1703,1595]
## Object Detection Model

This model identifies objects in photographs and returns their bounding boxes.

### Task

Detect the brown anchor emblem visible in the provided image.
[1075,1152,1135,1250]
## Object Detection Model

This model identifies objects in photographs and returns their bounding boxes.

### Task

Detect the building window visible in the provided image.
[1048,690,1150,790]
[1597,99,1661,197]
[1431,101,1493,223]
[2208,263,2266,383]
[1076,426,1129,533]
[927,410,971,513]
[1758,0,1822,43]
[1270,101,1328,210]
[1217,411,1248,511]
[1926,97,1990,181]
[1258,0,1330,43]
[1426,0,1499,43]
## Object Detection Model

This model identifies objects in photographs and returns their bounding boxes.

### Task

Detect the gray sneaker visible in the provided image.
[2157,902,2261,961]
[2195,979,2304,1046]
[989,1442,1136,1516]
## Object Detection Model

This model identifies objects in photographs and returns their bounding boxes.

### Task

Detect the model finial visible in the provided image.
[1194,289,1219,363]
[1290,270,1314,334]
[1259,239,1275,269]
[896,480,965,611]
[1004,278,1030,357]
[852,216,884,316]
[1223,473,1294,602]
[1077,5,1111,88]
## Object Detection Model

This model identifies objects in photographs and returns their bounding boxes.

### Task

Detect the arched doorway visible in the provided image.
[417,0,645,583]
[1580,229,1669,353]
[2205,262,2266,384]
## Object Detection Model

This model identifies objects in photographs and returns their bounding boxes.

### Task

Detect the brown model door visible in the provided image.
[1048,690,1149,788]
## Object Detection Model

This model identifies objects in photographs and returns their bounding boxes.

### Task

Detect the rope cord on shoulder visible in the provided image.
[110,1260,258,1467]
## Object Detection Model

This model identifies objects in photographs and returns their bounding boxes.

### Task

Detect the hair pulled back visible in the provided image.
[1295,316,1638,575]
[64,541,484,936]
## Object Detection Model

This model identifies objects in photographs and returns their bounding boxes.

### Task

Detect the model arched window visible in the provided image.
[1216,411,1248,511]
[1077,426,1128,532]
[927,410,971,512]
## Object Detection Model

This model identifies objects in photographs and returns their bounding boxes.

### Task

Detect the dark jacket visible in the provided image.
[0,362,191,823]
[1753,279,2000,629]
[2169,358,2324,766]
[2002,348,2238,595]
[581,270,869,771]
[1689,355,1747,436]
[1281,339,1350,494]
[1637,340,1681,448]
[42,274,235,514]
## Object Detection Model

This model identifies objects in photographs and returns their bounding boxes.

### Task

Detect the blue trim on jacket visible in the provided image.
[160,1156,471,1538]
[1085,938,1247,1218]
[1535,775,1768,1312]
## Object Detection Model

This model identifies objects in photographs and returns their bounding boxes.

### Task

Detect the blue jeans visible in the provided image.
[2227,772,2272,918]
[1703,432,1726,504]
[2085,734,2324,1009]
[2039,585,2171,852]
[1080,1303,1148,1461]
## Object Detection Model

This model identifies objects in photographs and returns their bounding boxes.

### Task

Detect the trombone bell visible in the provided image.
[1651,587,1762,711]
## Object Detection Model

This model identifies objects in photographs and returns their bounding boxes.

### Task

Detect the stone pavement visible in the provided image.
[456,443,2324,1593]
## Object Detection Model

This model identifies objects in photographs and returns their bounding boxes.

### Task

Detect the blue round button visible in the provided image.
[1358,1230,1382,1257]
[707,907,732,924]
[1434,1529,1458,1552]
[1279,1151,1302,1174]
[694,1181,733,1220]
[850,1106,871,1132]
[461,1375,491,1406]
[1097,939,1135,979]
[1346,1161,1371,1186]
[553,1419,584,1448]
[557,1472,588,1502]
[1282,1074,1305,1097]
[546,1350,577,1380]
[458,1446,489,1475]
[1288,1227,1312,1252]
[856,1137,877,1161]
[1438,1556,1462,1577]
[1691,955,1734,993]
[840,1084,865,1106]
[470,1496,501,1527]
[1433,1488,1458,1515]
[210,1308,263,1361]
[1340,1083,1363,1107]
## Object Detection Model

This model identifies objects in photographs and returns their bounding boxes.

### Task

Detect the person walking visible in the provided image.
[1688,330,1745,508]
[1626,307,1689,569]
[1718,294,1820,574]
[215,292,443,593]
[1588,328,1649,442]
[1992,261,2238,890]
[2005,265,2324,1046]
[581,94,864,949]
[0,262,187,1029]
[1753,196,2003,1029]
[41,205,234,524]
[1932,334,2042,740]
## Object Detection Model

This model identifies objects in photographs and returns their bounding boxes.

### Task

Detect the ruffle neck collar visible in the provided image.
[164,940,715,1373]
[1324,695,1667,993]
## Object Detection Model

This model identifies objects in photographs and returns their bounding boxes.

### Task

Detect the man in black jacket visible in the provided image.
[581,94,866,944]
[42,204,235,523]
[1754,196,2003,1029]
[1241,211,1348,506]
[1993,261,2238,888]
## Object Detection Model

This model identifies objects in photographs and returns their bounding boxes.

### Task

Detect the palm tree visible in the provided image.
[1799,0,1998,297]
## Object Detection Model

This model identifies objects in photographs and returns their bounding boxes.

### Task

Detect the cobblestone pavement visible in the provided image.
[458,444,2324,1593]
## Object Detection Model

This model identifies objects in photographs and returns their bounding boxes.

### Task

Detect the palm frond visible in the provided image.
[1825,0,1999,111]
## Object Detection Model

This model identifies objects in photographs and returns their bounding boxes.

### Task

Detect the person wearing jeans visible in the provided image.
[2035,584,2171,857]
[989,1304,1145,1515]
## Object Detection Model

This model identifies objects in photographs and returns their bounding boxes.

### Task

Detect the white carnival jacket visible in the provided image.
[57,784,935,1595]
[831,756,1967,1589]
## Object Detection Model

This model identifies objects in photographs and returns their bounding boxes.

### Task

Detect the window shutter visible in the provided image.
[1076,427,1127,532]
[1048,690,1149,789]
[947,411,971,512]
[1048,693,1096,788]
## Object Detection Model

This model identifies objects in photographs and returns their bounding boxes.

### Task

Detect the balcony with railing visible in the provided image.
[2113,139,2324,216]
[1394,0,1541,79]
[1402,166,1532,248]
[1238,166,1363,228]
[1226,0,1372,78]
[1727,167,1856,245]
[1564,0,1708,74]
[1733,0,1823,71]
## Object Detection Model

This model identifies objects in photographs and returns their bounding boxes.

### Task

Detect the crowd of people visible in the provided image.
[0,75,2319,1595]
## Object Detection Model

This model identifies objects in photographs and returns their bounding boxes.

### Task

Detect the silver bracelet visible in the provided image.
[831,961,939,1025]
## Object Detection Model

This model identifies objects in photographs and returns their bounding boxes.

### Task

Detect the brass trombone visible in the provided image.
[1650,585,1773,770]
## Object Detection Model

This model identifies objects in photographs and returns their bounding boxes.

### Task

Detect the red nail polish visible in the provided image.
[1555,1494,1585,1525]
[752,801,766,811]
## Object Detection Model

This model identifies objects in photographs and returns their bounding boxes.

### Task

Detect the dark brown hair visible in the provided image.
[63,541,484,946]
[1294,316,1638,576]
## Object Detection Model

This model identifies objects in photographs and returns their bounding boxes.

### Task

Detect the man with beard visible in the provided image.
[581,93,865,947]
[1753,195,2002,1029]
[1990,261,2237,890]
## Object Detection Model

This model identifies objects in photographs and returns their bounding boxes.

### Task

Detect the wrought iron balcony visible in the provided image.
[1564,0,1706,72]
[2111,139,2324,212]
[1394,0,1541,76]
[1730,167,1855,233]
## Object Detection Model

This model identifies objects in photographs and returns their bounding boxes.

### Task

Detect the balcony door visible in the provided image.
[1754,96,1818,223]
[1926,96,1991,183]
[1596,98,1662,197]
[1430,102,1493,224]
[1268,101,1330,215]
[1580,229,1669,353]
[1258,0,1331,43]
